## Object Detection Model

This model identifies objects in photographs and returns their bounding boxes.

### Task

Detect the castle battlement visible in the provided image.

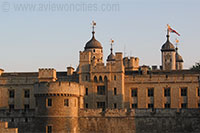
[38,68,57,82]
[34,81,85,96]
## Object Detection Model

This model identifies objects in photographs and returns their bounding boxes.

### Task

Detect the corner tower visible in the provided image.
[161,29,176,70]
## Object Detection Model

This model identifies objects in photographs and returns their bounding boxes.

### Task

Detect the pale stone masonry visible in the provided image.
[0,26,200,132]
[0,121,18,133]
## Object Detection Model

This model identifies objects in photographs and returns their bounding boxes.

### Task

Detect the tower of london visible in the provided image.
[0,23,200,133]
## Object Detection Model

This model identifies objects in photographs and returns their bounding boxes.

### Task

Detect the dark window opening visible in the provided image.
[132,104,137,109]
[114,75,117,80]
[165,103,170,108]
[24,90,30,98]
[94,76,98,82]
[9,90,15,98]
[97,86,105,95]
[131,88,137,97]
[9,104,14,112]
[99,76,103,82]
[85,88,88,95]
[181,88,187,96]
[148,104,154,108]
[97,102,105,109]
[24,104,29,111]
[114,103,117,109]
[47,99,52,107]
[47,125,52,133]
[64,99,69,107]
[164,88,170,97]
[85,103,88,108]
[114,88,117,95]
[148,88,154,97]
[181,103,187,108]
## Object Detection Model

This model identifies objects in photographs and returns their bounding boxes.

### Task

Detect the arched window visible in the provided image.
[99,76,103,82]
[104,76,108,82]
[94,76,97,82]
[93,49,95,52]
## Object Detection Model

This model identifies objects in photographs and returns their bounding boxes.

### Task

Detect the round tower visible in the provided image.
[33,81,84,132]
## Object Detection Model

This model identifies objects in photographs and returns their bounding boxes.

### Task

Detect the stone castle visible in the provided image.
[0,24,200,133]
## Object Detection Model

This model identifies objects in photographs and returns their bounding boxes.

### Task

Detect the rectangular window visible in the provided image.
[114,88,117,95]
[148,104,154,108]
[64,99,69,107]
[85,103,88,108]
[24,90,30,98]
[181,103,187,108]
[85,88,88,95]
[97,86,105,95]
[97,102,105,108]
[46,125,52,133]
[165,103,170,108]
[47,99,52,107]
[181,88,187,96]
[132,104,137,109]
[9,90,15,98]
[164,88,170,97]
[114,103,117,109]
[198,88,200,96]
[9,104,14,111]
[131,88,137,97]
[198,103,200,108]
[24,104,29,111]
[148,88,154,97]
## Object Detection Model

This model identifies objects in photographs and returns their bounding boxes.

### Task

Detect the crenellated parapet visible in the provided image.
[123,56,139,71]
[38,68,57,82]
[34,81,85,97]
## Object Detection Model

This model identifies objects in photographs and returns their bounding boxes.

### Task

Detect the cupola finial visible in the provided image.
[110,39,114,54]
[175,38,179,51]
[167,24,170,41]
[92,21,96,36]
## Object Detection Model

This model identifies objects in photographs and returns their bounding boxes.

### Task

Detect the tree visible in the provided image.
[190,62,200,70]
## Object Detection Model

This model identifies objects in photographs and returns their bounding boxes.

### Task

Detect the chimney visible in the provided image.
[0,69,4,76]
[67,67,74,75]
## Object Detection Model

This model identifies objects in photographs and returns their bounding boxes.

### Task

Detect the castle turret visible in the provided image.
[175,47,184,70]
[79,21,103,83]
[107,39,115,62]
[84,21,103,64]
[161,30,176,70]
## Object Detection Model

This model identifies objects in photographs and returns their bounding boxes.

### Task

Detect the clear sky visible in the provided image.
[0,0,200,72]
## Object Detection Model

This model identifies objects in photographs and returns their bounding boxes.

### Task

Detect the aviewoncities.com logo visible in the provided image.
[1,0,120,13]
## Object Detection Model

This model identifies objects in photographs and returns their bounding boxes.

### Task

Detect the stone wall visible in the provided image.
[0,109,200,132]
[78,109,200,133]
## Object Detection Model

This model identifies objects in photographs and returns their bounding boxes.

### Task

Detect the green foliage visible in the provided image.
[190,62,200,70]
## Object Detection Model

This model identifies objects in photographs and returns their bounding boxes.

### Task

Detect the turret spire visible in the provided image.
[92,21,96,37]
[110,39,114,54]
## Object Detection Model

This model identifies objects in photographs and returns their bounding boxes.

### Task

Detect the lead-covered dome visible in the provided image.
[84,32,102,50]
[176,52,183,62]
[161,35,175,52]
[107,53,115,62]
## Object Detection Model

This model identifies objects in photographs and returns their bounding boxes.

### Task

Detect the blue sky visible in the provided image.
[0,0,200,72]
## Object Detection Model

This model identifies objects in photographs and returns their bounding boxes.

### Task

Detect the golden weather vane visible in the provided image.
[175,38,179,48]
